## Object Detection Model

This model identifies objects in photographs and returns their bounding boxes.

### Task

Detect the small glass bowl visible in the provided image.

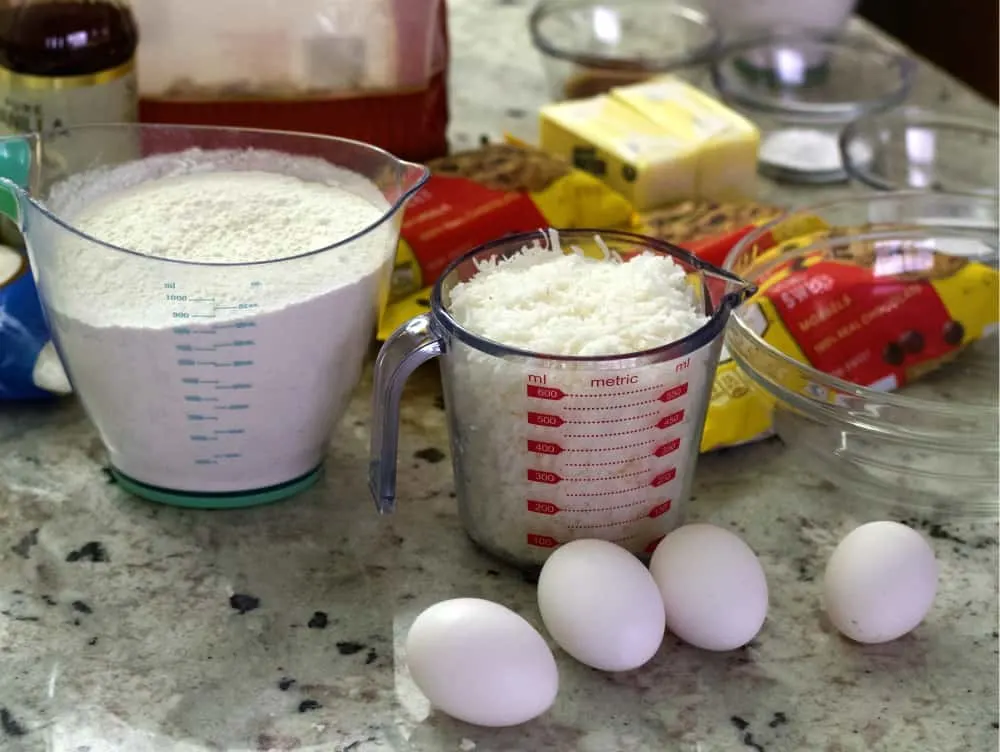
[723,192,999,521]
[529,0,721,101]
[840,107,1000,194]
[711,31,916,184]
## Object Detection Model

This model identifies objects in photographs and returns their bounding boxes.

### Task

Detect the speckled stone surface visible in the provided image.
[1,2,998,751]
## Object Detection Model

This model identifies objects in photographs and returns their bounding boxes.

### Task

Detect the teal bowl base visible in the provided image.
[109,466,323,509]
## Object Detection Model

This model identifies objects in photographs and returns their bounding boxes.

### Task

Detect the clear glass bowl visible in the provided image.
[711,31,916,184]
[840,106,1000,194]
[528,0,721,100]
[722,192,999,521]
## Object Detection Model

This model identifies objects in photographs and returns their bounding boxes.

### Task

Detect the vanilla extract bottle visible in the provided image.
[0,0,139,163]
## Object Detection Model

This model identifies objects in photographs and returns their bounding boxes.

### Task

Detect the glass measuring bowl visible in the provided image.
[370,229,754,569]
[0,124,428,509]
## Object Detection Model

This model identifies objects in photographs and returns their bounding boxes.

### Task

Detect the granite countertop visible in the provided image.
[1,2,998,751]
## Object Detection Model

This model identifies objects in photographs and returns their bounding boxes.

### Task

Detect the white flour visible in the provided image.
[441,237,720,568]
[40,148,394,493]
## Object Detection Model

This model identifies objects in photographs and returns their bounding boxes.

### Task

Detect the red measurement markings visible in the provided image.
[567,411,659,425]
[526,385,566,401]
[568,439,657,453]
[527,469,561,484]
[564,454,650,467]
[527,439,562,455]
[527,534,559,549]
[651,468,677,487]
[562,411,685,438]
[569,517,647,530]
[565,485,650,498]
[564,398,659,410]
[527,498,652,516]
[657,410,685,429]
[658,383,689,402]
[529,409,686,433]
[648,500,672,518]
[570,384,659,397]
[654,438,682,457]
[528,469,652,484]
[528,411,656,431]
[565,426,659,439]
[527,500,560,515]
[528,411,564,427]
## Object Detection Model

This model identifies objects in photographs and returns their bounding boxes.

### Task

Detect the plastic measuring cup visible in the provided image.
[0,124,428,509]
[370,229,755,568]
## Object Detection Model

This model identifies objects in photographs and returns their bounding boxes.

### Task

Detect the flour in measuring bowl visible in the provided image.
[442,238,718,567]
[41,150,394,493]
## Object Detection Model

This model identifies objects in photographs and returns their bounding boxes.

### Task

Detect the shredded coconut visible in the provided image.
[442,235,718,567]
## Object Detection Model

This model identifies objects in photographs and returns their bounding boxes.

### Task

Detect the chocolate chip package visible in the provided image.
[700,220,999,452]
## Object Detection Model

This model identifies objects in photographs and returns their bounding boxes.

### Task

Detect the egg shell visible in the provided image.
[823,521,939,644]
[404,598,559,727]
[649,523,769,652]
[537,539,666,671]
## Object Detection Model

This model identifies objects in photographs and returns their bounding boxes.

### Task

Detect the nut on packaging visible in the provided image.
[0,244,71,400]
[633,199,782,269]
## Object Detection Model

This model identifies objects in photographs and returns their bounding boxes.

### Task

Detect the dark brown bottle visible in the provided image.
[0,0,138,135]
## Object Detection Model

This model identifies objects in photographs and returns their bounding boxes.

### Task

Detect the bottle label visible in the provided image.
[0,60,139,178]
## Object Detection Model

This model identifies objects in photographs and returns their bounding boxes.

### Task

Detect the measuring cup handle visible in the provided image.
[369,312,445,514]
[0,137,32,228]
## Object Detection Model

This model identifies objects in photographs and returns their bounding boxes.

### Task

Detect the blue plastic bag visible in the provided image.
[0,243,71,400]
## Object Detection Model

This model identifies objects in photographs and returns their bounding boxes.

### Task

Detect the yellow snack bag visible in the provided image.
[701,220,1000,452]
[386,141,635,306]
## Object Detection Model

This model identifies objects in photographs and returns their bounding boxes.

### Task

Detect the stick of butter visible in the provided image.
[540,76,759,210]
[612,76,759,203]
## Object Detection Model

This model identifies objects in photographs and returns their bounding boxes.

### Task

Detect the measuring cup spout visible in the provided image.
[376,156,429,214]
[702,263,757,316]
[0,135,35,229]
[399,160,430,197]
[722,277,757,312]
[369,313,446,514]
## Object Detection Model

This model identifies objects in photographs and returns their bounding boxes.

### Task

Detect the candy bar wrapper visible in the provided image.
[632,199,783,268]
[0,244,71,400]
[701,219,999,452]
[380,142,635,338]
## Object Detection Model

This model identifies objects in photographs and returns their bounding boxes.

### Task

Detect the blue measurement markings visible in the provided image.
[167,281,259,467]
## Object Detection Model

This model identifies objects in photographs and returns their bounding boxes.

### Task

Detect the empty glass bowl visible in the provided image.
[840,107,1000,194]
[529,0,721,100]
[723,192,999,521]
[711,32,916,183]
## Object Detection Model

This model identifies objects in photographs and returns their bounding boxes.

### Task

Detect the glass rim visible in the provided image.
[528,0,721,72]
[710,31,916,122]
[1,122,429,268]
[723,191,1000,420]
[429,227,753,363]
[839,106,1000,192]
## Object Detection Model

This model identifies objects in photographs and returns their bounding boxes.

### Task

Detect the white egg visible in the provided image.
[404,598,559,727]
[648,523,769,651]
[537,539,666,671]
[824,521,938,644]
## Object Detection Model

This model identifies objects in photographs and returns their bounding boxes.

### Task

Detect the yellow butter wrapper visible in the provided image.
[539,76,761,211]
